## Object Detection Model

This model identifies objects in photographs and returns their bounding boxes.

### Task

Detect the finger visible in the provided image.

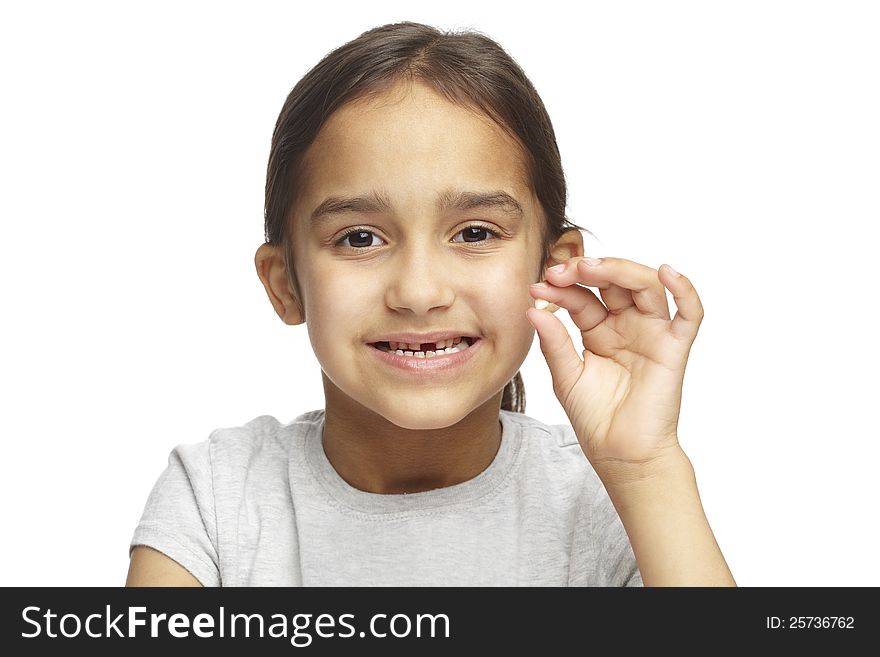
[529,281,626,355]
[529,281,611,336]
[659,264,705,341]
[525,305,583,400]
[545,257,671,319]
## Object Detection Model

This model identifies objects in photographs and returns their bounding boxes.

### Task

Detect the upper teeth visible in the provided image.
[389,337,463,351]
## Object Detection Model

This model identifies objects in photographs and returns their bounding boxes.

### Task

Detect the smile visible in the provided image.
[370,336,476,358]
[367,337,482,374]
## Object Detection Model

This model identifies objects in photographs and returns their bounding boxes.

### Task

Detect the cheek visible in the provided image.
[304,272,379,345]
[476,264,535,325]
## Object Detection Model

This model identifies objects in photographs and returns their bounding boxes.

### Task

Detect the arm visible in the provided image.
[599,447,736,587]
[527,256,732,586]
[126,545,204,587]
[128,441,221,586]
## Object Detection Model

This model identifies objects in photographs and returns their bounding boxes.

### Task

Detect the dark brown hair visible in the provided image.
[263,21,590,414]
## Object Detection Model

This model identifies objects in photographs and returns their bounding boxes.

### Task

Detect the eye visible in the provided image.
[452,224,501,244]
[334,224,501,250]
[335,228,386,249]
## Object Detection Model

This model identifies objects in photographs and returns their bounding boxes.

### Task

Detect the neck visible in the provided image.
[320,375,504,495]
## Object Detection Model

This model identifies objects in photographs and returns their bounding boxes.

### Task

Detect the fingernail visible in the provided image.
[583,257,602,266]
[530,281,549,289]
[664,264,681,278]
[549,263,565,273]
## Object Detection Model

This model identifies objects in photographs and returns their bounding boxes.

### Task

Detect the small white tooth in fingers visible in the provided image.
[534,298,559,312]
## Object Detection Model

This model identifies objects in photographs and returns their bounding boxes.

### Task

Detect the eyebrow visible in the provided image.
[309,188,524,224]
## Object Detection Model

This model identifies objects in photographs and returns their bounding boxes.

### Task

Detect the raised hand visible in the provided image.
[526,256,704,480]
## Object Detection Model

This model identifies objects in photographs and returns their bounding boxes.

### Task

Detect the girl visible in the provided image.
[127,21,735,587]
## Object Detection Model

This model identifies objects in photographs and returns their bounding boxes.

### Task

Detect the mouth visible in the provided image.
[368,336,479,358]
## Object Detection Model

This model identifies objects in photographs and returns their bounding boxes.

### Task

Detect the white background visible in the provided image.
[1,0,877,586]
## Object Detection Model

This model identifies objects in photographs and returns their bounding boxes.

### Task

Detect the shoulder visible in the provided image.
[500,410,606,500]
[173,410,322,473]
[207,411,318,458]
[501,410,592,468]
[503,412,641,586]
[502,410,583,452]
[175,410,323,462]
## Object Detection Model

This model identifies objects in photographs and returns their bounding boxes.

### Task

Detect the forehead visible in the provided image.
[296,81,533,211]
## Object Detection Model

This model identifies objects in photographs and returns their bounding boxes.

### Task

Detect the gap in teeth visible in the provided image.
[382,336,472,357]
[389,337,466,352]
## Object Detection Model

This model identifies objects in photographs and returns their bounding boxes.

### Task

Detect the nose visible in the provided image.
[384,249,455,314]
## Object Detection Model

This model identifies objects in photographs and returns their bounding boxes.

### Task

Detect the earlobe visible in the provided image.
[254,243,305,325]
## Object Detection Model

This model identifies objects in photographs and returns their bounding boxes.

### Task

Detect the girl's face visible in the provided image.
[290,80,550,430]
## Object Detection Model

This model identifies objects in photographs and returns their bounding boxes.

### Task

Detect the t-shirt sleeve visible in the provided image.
[590,482,643,587]
[129,440,221,587]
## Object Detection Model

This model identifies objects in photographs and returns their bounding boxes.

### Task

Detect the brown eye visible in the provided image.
[336,229,384,249]
[453,225,500,244]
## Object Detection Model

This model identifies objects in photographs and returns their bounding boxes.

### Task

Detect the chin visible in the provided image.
[376,402,473,431]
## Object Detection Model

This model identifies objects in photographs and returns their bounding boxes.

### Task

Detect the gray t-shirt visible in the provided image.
[130,409,643,587]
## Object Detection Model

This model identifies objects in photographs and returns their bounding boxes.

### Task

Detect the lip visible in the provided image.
[367,338,482,376]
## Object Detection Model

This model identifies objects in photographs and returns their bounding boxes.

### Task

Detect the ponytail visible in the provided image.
[500,371,525,413]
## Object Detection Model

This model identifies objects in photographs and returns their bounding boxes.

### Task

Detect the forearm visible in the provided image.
[599,448,736,587]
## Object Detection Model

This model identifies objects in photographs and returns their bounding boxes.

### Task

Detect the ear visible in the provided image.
[541,229,585,280]
[254,243,305,325]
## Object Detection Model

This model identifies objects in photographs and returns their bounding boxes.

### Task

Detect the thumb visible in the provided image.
[526,306,583,402]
